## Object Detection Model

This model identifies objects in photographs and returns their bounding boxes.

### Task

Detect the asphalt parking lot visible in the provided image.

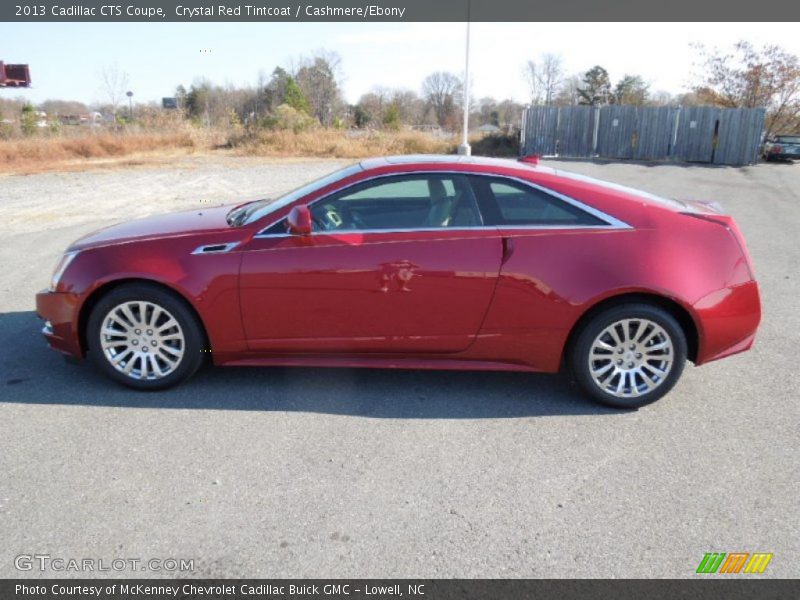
[0,155,798,578]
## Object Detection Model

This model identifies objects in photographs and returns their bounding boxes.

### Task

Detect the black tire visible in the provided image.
[87,283,206,390]
[569,303,687,409]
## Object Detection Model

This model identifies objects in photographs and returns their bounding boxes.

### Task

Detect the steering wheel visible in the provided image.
[310,203,341,231]
[313,203,367,231]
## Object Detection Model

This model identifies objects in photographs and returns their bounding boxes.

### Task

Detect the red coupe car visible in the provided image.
[36,155,761,408]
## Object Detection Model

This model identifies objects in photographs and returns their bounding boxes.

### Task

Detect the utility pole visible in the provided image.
[457,1,472,156]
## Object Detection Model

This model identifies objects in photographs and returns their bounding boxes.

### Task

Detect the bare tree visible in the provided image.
[390,89,424,125]
[692,41,800,136]
[100,63,130,116]
[358,86,391,124]
[496,99,524,130]
[554,74,582,106]
[537,54,564,105]
[524,54,564,106]
[476,96,500,126]
[422,71,462,129]
[523,61,543,105]
[357,87,422,128]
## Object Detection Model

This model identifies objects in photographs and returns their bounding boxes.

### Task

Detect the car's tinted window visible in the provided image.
[260,219,288,235]
[344,178,431,200]
[485,179,605,226]
[309,174,483,231]
[240,163,362,226]
[775,136,800,144]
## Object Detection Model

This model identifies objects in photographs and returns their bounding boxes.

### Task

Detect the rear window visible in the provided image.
[775,136,800,144]
[488,180,605,226]
[555,169,690,211]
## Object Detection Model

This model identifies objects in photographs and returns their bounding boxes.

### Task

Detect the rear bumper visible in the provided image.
[767,152,800,160]
[35,289,83,358]
[693,280,761,365]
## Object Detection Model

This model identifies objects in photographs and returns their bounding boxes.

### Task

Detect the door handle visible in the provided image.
[501,237,515,265]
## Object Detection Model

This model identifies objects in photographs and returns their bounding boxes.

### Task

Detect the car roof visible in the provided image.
[359,154,544,172]
[356,154,687,211]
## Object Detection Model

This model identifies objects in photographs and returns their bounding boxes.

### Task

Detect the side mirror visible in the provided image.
[287,205,312,235]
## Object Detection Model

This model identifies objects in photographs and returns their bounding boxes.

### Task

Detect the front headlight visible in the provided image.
[49,250,80,292]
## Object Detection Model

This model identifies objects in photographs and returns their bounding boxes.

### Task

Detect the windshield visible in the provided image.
[227,163,363,226]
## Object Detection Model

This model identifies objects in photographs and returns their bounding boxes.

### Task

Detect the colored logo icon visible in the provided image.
[696,552,773,574]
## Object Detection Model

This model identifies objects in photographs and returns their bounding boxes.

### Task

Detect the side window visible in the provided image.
[309,174,482,231]
[344,179,431,200]
[488,179,605,226]
[260,219,288,235]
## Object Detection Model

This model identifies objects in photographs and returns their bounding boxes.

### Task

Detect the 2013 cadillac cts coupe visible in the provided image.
[36,155,761,408]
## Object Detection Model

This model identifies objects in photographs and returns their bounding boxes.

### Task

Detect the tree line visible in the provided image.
[1,41,798,138]
[523,43,800,136]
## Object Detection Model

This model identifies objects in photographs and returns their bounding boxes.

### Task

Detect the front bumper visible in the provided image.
[35,289,83,358]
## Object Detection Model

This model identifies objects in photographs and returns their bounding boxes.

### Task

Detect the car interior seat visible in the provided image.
[449,182,483,227]
[423,178,457,227]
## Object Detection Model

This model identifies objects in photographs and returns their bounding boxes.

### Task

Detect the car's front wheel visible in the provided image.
[570,303,687,408]
[87,283,205,390]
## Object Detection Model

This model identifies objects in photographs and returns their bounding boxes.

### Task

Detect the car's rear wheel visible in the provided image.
[87,283,205,390]
[570,303,687,408]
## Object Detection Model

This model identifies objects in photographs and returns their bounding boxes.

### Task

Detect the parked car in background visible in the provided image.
[763,134,800,161]
[36,155,762,408]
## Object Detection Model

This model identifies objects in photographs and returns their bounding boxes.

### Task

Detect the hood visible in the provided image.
[70,205,236,250]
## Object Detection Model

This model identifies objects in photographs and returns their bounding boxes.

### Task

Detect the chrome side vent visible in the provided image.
[191,242,240,255]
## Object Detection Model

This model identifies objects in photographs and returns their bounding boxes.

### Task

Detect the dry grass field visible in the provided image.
[229,128,456,158]
[0,127,468,175]
[0,128,209,175]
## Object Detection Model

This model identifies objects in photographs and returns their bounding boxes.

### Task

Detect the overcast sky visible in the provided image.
[3,22,800,106]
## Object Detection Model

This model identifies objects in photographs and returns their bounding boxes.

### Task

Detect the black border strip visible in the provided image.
[3,0,800,22]
[2,579,800,600]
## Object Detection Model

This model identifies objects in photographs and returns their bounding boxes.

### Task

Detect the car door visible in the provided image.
[238,173,503,354]
[469,175,628,370]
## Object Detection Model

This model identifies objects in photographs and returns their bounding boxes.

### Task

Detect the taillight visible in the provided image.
[771,145,783,154]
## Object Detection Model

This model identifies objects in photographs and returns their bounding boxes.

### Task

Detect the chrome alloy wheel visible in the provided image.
[99,301,185,381]
[588,318,674,399]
